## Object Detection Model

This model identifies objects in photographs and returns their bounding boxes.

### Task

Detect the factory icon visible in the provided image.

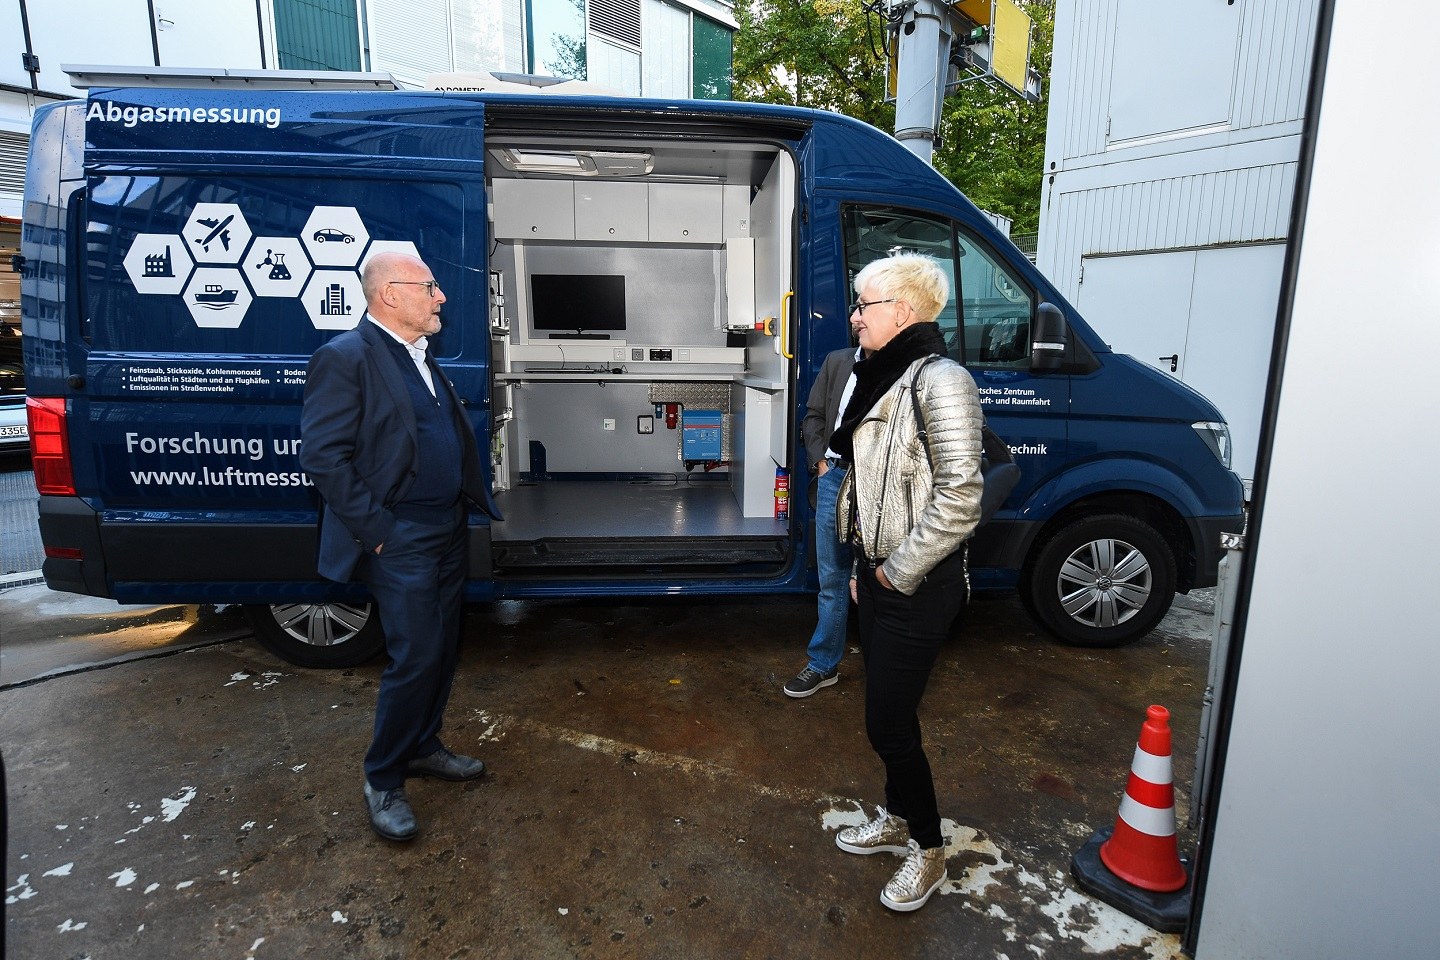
[143,245,174,277]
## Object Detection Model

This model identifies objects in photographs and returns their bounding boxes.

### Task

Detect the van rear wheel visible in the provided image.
[243,602,385,668]
[1022,514,1176,648]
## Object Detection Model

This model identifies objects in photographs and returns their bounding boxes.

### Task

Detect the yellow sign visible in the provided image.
[992,0,1032,95]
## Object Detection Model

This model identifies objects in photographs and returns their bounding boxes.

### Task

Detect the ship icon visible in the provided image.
[194,283,239,308]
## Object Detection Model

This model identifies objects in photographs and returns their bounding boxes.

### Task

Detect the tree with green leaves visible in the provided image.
[733,1,1053,234]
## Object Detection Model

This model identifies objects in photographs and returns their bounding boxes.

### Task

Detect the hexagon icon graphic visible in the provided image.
[360,239,422,274]
[183,267,253,329]
[182,203,254,265]
[302,206,371,268]
[302,270,365,330]
[123,234,193,295]
[246,237,312,298]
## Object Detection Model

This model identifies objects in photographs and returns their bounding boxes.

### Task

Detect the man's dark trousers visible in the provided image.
[361,510,468,791]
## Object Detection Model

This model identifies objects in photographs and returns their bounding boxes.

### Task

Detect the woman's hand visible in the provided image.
[850,576,858,603]
[875,565,896,591]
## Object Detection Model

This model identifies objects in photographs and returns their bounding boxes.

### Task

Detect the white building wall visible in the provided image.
[1,0,265,219]
[1037,0,1321,481]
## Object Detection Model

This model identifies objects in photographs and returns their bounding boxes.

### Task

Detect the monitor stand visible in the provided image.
[549,332,611,340]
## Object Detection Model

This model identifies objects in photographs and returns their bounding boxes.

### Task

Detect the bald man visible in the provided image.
[301,252,500,841]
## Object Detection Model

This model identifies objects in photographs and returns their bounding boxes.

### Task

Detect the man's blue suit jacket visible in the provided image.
[299,319,502,583]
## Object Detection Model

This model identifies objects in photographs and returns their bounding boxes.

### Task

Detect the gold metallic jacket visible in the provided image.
[836,356,984,595]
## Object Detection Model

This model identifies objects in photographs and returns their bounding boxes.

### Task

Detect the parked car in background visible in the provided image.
[0,326,27,453]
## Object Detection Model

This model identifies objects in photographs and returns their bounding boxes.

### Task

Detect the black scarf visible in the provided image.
[829,323,949,460]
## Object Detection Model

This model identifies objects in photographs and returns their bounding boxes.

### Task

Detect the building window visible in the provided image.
[527,0,588,78]
[691,13,730,99]
[273,0,362,71]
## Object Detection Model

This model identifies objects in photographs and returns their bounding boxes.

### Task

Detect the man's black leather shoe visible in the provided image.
[407,746,486,781]
[363,783,418,841]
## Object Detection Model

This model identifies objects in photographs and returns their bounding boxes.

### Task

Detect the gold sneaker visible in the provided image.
[835,806,909,855]
[880,840,948,912]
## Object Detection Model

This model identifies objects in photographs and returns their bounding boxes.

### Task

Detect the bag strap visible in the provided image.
[909,355,943,469]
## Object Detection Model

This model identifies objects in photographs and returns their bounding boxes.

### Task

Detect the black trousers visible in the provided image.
[360,512,468,790]
[856,547,969,850]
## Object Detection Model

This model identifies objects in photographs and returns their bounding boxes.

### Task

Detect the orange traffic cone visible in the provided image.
[1071,704,1190,933]
[1099,704,1188,892]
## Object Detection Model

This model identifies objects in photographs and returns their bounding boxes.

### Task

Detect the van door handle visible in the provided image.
[1158,354,1179,373]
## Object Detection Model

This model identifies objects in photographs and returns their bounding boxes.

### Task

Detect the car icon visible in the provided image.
[312,228,355,244]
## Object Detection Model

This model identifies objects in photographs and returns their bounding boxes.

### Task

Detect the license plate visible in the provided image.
[0,425,25,438]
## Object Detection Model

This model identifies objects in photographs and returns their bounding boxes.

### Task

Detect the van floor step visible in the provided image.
[493,537,787,569]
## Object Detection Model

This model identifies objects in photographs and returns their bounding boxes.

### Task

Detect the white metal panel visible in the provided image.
[1076,244,1282,482]
[1076,250,1194,369]
[587,35,641,96]
[154,0,264,69]
[1,3,31,89]
[1182,243,1285,480]
[1107,0,1240,145]
[1045,0,1116,163]
[503,0,526,72]
[17,0,157,96]
[369,0,453,87]
[642,0,690,99]
[450,0,513,73]
[1038,161,1297,304]
[1195,3,1440,954]
[1232,0,1320,130]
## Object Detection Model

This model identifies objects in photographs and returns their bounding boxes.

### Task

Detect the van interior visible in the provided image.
[483,135,798,578]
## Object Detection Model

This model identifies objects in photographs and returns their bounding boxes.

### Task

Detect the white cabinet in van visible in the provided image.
[575,182,648,241]
[648,183,723,243]
[492,179,575,240]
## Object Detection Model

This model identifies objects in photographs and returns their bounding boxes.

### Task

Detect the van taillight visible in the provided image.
[27,397,76,496]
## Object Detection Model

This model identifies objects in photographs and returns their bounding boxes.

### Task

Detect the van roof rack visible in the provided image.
[62,65,399,91]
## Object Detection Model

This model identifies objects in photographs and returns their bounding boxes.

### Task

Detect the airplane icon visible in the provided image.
[193,214,235,253]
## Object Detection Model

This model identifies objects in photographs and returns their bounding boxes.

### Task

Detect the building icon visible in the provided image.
[144,245,174,277]
[320,282,351,316]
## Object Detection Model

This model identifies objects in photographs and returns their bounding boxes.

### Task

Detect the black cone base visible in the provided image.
[1070,827,1191,934]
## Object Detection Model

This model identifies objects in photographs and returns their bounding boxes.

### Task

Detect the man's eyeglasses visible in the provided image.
[850,298,898,315]
[390,280,440,297]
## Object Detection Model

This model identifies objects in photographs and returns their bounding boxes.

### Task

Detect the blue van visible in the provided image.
[20,81,1244,666]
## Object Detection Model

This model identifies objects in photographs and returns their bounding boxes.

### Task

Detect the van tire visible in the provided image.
[243,602,385,668]
[1022,514,1176,648]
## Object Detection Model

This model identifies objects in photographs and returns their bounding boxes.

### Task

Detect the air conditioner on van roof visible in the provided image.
[425,71,622,97]
[489,148,655,177]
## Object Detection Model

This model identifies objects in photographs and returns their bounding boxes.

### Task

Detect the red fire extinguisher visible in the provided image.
[774,466,790,521]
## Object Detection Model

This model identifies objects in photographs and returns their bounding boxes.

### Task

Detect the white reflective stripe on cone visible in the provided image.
[1117,793,1177,838]
[1129,745,1173,785]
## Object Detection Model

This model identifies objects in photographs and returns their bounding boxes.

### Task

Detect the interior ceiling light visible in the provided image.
[492,148,654,177]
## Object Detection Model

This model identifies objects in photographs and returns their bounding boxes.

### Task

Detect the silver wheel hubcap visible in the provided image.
[1055,538,1152,629]
[270,602,372,647]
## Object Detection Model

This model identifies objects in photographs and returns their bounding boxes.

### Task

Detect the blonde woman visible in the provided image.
[830,253,984,911]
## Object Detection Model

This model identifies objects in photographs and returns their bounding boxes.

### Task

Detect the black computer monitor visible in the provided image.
[530,274,626,340]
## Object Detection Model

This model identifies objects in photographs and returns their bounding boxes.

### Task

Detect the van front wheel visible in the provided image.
[243,602,385,668]
[1023,514,1177,648]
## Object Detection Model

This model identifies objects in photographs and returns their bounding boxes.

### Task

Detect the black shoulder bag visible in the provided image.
[910,355,1021,527]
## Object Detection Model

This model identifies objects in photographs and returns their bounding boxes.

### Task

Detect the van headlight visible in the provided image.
[1192,421,1232,468]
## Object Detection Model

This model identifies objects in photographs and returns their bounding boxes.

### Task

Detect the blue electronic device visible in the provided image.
[681,409,724,461]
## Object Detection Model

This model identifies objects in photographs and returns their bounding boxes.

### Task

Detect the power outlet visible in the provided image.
[613,347,626,361]
[637,415,654,434]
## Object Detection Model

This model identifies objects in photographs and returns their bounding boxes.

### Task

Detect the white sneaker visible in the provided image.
[835,806,909,855]
[880,840,948,912]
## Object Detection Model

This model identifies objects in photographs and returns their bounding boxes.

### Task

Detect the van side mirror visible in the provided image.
[1031,302,1068,372]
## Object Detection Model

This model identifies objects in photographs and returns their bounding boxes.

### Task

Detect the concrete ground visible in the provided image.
[2,587,1213,959]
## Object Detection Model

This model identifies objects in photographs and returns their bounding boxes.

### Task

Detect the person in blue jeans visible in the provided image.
[785,344,863,698]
